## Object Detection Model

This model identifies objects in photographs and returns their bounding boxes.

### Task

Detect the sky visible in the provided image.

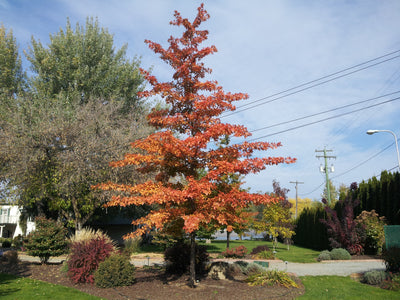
[1,0,400,201]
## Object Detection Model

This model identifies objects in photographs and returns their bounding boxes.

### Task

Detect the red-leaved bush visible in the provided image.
[67,237,114,284]
[221,245,248,258]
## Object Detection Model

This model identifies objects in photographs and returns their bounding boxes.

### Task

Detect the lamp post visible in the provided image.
[366,129,400,170]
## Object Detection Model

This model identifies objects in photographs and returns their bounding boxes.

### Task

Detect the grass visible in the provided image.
[198,239,320,263]
[298,276,400,299]
[0,273,103,300]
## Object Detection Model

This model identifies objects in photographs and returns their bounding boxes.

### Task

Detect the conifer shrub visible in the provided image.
[382,247,400,272]
[94,254,135,288]
[164,242,209,275]
[67,236,115,284]
[363,270,387,285]
[24,217,68,264]
[317,250,331,261]
[330,248,351,260]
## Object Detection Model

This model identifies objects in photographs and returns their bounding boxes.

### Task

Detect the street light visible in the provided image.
[366,129,400,170]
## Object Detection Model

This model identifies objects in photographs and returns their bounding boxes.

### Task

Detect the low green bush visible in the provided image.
[0,238,12,248]
[246,270,298,288]
[363,270,386,285]
[317,250,331,261]
[382,247,400,273]
[94,254,135,288]
[257,250,274,259]
[243,263,265,276]
[330,248,351,260]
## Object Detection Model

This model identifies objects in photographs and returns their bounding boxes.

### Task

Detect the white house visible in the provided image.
[0,205,35,238]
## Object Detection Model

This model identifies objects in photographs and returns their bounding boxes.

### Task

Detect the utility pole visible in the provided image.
[290,181,304,219]
[316,147,336,205]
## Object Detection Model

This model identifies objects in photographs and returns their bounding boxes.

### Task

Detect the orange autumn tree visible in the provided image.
[96,4,295,287]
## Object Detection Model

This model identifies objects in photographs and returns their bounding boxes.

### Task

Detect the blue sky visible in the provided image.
[1,0,400,201]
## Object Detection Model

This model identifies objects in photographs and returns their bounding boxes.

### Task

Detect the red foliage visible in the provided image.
[67,237,114,284]
[320,183,363,255]
[221,245,248,258]
[95,3,295,239]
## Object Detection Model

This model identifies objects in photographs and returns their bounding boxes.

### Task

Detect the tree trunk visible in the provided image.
[189,232,196,288]
[226,230,231,249]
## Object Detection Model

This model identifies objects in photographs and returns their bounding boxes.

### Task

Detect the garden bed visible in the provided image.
[0,260,304,300]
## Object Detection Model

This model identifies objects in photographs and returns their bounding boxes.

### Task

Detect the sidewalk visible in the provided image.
[16,253,386,276]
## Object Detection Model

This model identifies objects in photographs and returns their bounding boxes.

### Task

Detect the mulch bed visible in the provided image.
[0,260,305,300]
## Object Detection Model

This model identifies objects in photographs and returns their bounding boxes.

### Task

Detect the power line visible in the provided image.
[250,90,400,133]
[246,96,400,142]
[223,50,400,117]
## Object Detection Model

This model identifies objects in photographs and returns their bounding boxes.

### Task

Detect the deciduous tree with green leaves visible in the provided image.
[26,17,144,112]
[0,24,25,99]
[96,5,295,287]
[0,20,152,230]
[254,181,295,250]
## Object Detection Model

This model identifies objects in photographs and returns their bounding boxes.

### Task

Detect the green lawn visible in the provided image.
[298,276,399,299]
[0,273,103,300]
[198,239,320,263]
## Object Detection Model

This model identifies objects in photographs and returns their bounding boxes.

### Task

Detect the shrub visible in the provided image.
[164,242,209,275]
[69,227,115,247]
[317,250,331,261]
[0,238,12,248]
[243,263,265,276]
[67,236,115,284]
[320,184,363,255]
[123,237,142,254]
[94,254,135,288]
[257,250,274,260]
[363,270,387,285]
[1,250,18,264]
[221,245,248,258]
[382,247,400,272]
[246,270,298,288]
[330,248,351,260]
[382,272,400,291]
[12,235,23,249]
[355,210,386,255]
[250,245,270,255]
[24,217,68,264]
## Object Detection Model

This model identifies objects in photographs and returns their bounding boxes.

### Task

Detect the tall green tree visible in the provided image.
[26,17,144,112]
[0,19,153,230]
[0,24,25,98]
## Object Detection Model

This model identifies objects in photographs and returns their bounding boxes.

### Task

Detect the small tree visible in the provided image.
[320,182,363,255]
[355,210,386,255]
[96,5,295,287]
[24,217,68,264]
[254,181,295,250]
